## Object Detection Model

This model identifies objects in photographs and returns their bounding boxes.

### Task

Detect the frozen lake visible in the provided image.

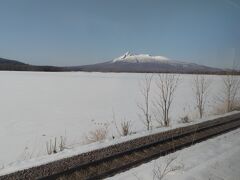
[0,71,226,166]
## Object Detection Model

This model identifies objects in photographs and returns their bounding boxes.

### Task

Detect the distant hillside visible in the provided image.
[0,57,63,72]
[0,55,239,75]
[0,57,27,65]
[70,52,228,74]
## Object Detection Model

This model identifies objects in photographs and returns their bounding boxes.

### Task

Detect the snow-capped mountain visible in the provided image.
[112,52,170,63]
[0,54,236,74]
[71,52,223,74]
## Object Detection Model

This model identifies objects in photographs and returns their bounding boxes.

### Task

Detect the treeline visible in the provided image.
[75,69,240,75]
[0,64,64,72]
[0,64,239,75]
[0,57,239,75]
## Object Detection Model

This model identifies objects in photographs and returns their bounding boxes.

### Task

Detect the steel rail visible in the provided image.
[1,112,240,180]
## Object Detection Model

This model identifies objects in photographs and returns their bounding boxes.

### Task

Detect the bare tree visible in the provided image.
[138,74,153,130]
[221,74,240,112]
[214,59,240,114]
[192,75,211,118]
[154,74,180,127]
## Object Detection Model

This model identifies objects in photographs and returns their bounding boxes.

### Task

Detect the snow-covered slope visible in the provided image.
[108,128,240,180]
[76,52,223,74]
[113,52,170,63]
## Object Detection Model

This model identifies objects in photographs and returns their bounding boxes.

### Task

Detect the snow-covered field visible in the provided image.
[107,128,240,180]
[0,71,232,169]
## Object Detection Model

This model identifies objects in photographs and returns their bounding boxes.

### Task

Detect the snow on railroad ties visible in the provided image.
[0,111,239,177]
[107,128,240,180]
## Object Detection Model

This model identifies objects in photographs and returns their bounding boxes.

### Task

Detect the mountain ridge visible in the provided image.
[75,52,226,74]
[0,57,63,72]
[0,57,27,65]
[0,54,238,75]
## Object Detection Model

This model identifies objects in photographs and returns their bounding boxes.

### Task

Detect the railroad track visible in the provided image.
[1,112,240,180]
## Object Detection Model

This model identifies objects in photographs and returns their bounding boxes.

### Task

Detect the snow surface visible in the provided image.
[107,128,240,180]
[1,111,238,176]
[0,71,238,172]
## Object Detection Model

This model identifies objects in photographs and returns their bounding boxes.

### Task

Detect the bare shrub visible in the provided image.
[121,121,132,136]
[112,111,132,137]
[154,74,180,127]
[217,75,240,113]
[152,155,183,180]
[214,59,240,113]
[223,75,240,112]
[18,146,35,161]
[46,137,57,155]
[232,100,240,111]
[138,74,153,130]
[133,173,144,180]
[85,125,108,143]
[46,135,67,155]
[115,119,132,136]
[212,102,227,115]
[179,115,191,123]
[192,75,211,118]
[59,135,67,152]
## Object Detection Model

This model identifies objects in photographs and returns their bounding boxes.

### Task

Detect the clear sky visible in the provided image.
[0,0,240,68]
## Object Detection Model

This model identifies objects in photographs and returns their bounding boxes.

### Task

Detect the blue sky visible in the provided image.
[0,0,239,68]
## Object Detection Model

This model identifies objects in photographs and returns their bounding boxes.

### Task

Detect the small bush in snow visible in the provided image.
[120,120,132,136]
[215,75,240,113]
[179,115,191,124]
[46,136,67,155]
[232,101,240,111]
[85,126,108,143]
[59,136,67,152]
[46,137,57,155]
[212,98,240,115]
[152,155,183,180]
[115,119,132,137]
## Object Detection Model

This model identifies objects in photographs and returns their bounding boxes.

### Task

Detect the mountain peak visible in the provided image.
[76,52,224,74]
[113,52,170,63]
[118,51,133,60]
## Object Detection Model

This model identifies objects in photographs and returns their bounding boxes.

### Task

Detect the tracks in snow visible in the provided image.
[1,112,240,180]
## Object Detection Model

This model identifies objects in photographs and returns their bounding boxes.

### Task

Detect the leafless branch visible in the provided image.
[215,73,240,113]
[152,155,183,180]
[137,74,154,130]
[192,75,211,118]
[153,74,180,126]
